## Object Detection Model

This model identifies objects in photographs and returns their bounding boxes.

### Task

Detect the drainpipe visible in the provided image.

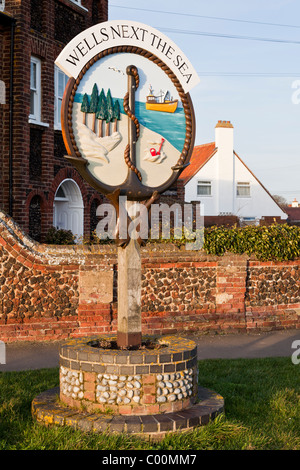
[0,12,16,217]
[8,18,16,217]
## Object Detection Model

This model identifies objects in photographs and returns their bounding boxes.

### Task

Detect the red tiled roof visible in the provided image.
[180,142,216,185]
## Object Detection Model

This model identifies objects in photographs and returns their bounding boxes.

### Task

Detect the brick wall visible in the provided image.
[203,215,240,227]
[0,210,299,342]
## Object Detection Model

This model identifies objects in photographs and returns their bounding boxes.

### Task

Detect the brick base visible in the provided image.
[59,335,198,416]
[32,385,224,439]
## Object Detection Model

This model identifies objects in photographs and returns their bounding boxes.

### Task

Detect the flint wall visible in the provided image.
[0,211,299,342]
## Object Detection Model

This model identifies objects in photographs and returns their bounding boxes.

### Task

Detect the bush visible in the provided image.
[44,222,300,261]
[203,224,300,261]
[147,222,300,261]
[148,223,300,261]
[45,227,76,245]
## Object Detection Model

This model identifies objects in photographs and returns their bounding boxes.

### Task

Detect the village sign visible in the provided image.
[55,20,199,209]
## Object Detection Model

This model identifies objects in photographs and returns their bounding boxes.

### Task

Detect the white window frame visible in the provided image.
[0,1,5,13]
[197,180,212,197]
[0,80,5,105]
[54,65,68,130]
[68,0,88,11]
[29,56,49,127]
[236,182,251,198]
[29,56,41,122]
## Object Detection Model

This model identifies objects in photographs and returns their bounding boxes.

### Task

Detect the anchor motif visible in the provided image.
[62,62,191,203]
[62,63,192,246]
[120,65,188,198]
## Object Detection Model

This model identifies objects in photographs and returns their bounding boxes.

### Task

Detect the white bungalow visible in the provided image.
[180,120,287,225]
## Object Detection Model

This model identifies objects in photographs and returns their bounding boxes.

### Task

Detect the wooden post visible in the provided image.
[117,67,142,349]
[117,202,142,349]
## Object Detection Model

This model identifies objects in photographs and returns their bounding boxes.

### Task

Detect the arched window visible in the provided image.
[53,179,84,239]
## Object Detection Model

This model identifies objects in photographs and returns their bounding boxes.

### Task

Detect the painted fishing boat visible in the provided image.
[145,88,178,113]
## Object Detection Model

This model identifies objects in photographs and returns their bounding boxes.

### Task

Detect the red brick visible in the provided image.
[83,391,95,401]
[143,395,156,404]
[118,406,132,415]
[146,404,160,414]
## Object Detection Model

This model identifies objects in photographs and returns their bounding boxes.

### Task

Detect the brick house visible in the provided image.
[0,0,108,242]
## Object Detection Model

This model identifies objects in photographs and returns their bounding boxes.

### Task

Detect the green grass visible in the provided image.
[0,357,299,450]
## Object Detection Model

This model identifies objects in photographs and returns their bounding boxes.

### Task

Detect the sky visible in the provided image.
[108,0,300,204]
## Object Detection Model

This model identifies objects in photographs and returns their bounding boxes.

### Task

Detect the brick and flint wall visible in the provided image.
[0,210,300,342]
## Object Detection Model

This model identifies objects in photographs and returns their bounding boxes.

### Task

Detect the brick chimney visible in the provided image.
[215,121,234,215]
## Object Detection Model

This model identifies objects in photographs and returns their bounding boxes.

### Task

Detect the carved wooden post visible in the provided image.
[117,204,142,349]
[117,66,142,349]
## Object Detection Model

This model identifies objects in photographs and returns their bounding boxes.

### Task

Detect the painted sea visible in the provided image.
[74,94,186,153]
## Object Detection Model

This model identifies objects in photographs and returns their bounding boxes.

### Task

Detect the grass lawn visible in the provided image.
[0,357,299,450]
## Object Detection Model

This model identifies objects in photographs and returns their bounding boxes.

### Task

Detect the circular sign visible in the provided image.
[59,24,197,200]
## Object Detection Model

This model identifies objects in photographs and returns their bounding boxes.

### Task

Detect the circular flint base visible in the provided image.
[59,335,200,415]
[31,386,224,440]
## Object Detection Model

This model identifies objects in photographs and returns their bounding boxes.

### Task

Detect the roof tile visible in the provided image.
[180,142,216,185]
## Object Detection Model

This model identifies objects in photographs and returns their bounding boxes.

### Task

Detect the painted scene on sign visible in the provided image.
[72,53,186,188]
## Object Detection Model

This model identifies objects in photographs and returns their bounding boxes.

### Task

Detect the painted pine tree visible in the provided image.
[81,93,90,125]
[96,89,107,137]
[89,83,99,133]
[113,99,121,133]
[105,89,114,136]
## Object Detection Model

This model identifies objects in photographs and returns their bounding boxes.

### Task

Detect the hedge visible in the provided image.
[201,224,300,261]
[46,224,300,262]
[149,223,300,261]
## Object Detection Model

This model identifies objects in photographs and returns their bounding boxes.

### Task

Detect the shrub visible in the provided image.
[50,221,300,261]
[45,227,76,245]
[203,224,300,261]
[148,223,300,261]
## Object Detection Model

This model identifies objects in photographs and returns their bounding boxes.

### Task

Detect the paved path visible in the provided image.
[0,329,299,372]
[190,329,300,360]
